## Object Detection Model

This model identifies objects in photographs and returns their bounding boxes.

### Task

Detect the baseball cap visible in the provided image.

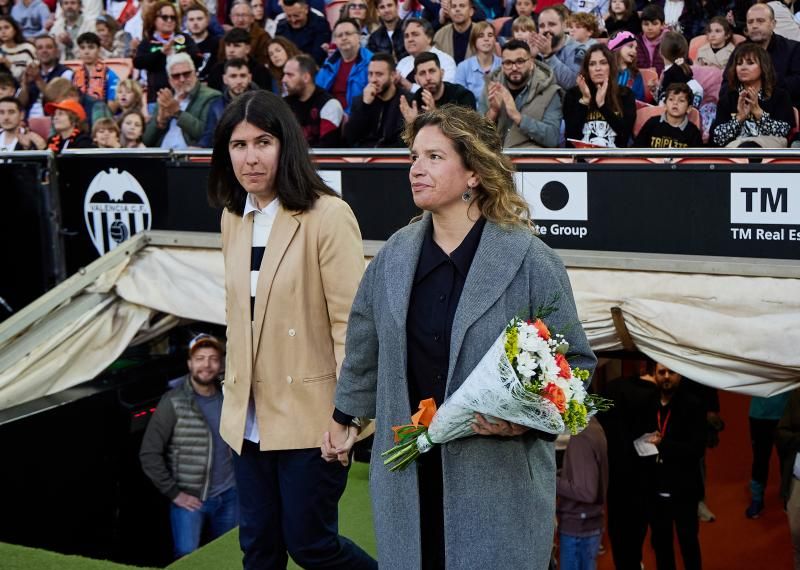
[44,99,87,122]
[188,333,224,355]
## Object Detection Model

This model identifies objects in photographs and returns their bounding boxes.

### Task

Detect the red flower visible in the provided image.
[542,383,566,413]
[555,353,571,379]
[533,319,551,340]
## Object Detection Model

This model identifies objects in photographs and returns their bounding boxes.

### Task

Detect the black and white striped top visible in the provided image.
[244,195,280,321]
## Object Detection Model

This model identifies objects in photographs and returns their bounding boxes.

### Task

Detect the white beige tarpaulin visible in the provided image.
[0,232,798,411]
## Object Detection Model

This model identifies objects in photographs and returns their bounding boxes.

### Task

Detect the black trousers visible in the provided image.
[232,441,377,570]
[750,417,780,487]
[649,494,702,570]
[606,484,649,570]
[418,446,445,570]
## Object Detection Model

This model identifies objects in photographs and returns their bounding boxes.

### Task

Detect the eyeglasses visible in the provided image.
[349,3,368,8]
[157,13,177,21]
[169,70,194,80]
[501,57,530,69]
[334,30,359,38]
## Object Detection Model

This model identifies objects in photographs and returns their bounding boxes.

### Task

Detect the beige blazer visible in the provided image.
[219,194,365,453]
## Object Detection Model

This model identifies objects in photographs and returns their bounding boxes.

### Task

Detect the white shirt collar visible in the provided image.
[243,193,280,217]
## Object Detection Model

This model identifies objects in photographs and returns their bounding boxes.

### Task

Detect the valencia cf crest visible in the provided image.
[83,168,152,255]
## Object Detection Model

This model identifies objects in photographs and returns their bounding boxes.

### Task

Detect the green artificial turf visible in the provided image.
[169,460,377,569]
[0,542,156,570]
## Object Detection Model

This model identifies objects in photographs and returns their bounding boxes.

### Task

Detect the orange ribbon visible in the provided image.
[391,398,437,442]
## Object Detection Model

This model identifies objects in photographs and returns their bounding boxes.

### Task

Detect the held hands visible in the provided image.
[595,78,608,108]
[321,419,358,466]
[399,95,420,123]
[173,491,203,512]
[471,413,529,437]
[646,432,662,446]
[576,74,591,105]
[746,87,763,120]
[736,89,751,122]
[530,32,551,58]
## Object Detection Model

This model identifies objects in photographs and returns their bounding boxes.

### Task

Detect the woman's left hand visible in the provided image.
[747,87,763,120]
[471,413,529,437]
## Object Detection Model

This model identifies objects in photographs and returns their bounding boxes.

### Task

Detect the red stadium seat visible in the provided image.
[633,105,702,137]
[63,58,133,81]
[639,67,659,91]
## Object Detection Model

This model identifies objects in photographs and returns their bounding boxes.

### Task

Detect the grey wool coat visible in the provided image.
[335,214,597,570]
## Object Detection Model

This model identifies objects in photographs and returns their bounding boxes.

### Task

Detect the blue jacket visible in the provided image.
[315,47,373,114]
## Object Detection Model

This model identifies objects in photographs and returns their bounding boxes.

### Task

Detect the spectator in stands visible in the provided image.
[634,82,703,147]
[229,0,270,66]
[344,51,406,146]
[565,0,607,31]
[275,0,330,65]
[776,387,800,569]
[0,70,13,96]
[712,43,794,147]
[564,43,636,147]
[266,36,299,94]
[658,32,703,106]
[499,0,535,40]
[119,108,146,146]
[124,0,158,43]
[367,0,406,61]
[530,6,585,90]
[480,39,562,148]
[44,75,111,125]
[0,0,9,17]
[143,52,223,148]
[556,416,608,570]
[433,0,474,64]
[647,362,706,570]
[724,3,800,108]
[283,53,343,146]
[140,334,238,560]
[92,115,121,146]
[315,18,372,114]
[396,18,456,93]
[208,28,270,91]
[636,4,666,75]
[178,0,224,37]
[400,51,475,122]
[697,16,735,69]
[610,30,650,103]
[222,57,259,105]
[11,0,51,39]
[567,12,599,51]
[454,21,500,102]
[768,0,800,42]
[44,97,94,149]
[185,3,218,81]
[0,95,45,149]
[605,0,641,36]
[134,0,201,107]
[72,32,120,104]
[265,0,325,20]
[95,14,132,58]
[341,0,379,47]
[0,15,35,80]
[746,391,792,518]
[511,16,537,43]
[113,77,146,118]
[50,0,96,59]
[17,34,73,118]
[251,0,267,28]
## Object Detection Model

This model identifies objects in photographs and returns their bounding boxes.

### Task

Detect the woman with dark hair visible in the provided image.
[606,0,641,35]
[564,43,637,147]
[609,30,649,102]
[208,90,377,570]
[0,15,34,81]
[324,104,596,570]
[133,0,200,105]
[266,36,300,95]
[711,43,795,147]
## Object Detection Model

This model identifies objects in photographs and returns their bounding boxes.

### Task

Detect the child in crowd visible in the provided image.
[609,30,650,102]
[72,32,120,105]
[634,82,703,147]
[511,16,537,43]
[113,78,147,119]
[636,4,666,74]
[0,71,15,97]
[500,0,537,39]
[92,117,122,148]
[565,0,607,31]
[605,0,640,36]
[119,109,146,147]
[567,12,599,49]
[657,32,703,107]
[696,16,735,69]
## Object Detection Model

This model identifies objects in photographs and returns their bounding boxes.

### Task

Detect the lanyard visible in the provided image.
[657,408,671,438]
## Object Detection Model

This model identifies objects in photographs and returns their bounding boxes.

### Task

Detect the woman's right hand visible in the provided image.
[736,89,750,122]
[322,419,357,466]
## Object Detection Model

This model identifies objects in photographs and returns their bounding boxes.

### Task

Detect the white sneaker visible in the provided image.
[698,500,716,522]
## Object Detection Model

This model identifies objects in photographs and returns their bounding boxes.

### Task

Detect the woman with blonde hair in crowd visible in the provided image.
[454,21,502,102]
[341,0,380,46]
[266,36,300,94]
[325,104,596,570]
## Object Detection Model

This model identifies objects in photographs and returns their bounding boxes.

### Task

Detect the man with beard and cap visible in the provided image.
[528,5,586,89]
[140,334,238,559]
[344,52,407,147]
[479,39,562,147]
[221,58,259,106]
[399,51,475,123]
[645,362,706,570]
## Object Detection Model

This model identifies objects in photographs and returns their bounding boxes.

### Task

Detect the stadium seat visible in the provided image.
[492,17,511,37]
[63,58,133,81]
[633,104,702,136]
[639,67,659,90]
[689,33,746,61]
[27,116,52,139]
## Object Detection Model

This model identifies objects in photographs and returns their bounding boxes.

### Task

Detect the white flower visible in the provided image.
[553,376,574,401]
[538,352,559,382]
[569,378,586,404]
[516,351,539,378]
[519,330,549,353]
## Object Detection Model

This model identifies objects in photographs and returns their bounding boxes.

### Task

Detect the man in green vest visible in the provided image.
[140,334,237,559]
[479,39,563,148]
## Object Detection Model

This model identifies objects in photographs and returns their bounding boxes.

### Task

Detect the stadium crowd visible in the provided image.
[2,0,800,151]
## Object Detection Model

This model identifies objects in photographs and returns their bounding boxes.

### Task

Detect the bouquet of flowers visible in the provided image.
[383,304,611,472]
